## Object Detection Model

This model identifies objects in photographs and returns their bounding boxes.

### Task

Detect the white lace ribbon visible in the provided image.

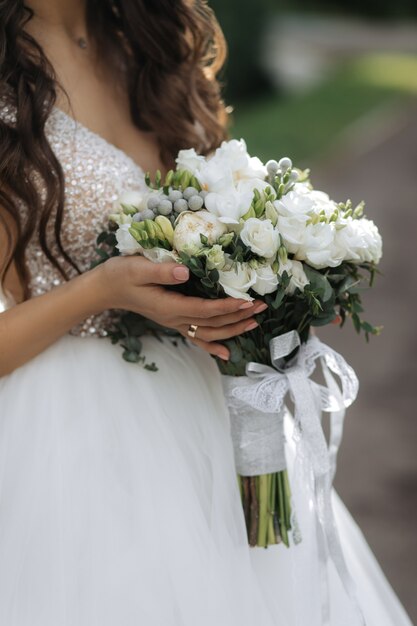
[222,330,366,626]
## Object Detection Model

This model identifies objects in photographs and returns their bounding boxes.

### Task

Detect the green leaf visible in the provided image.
[271,289,285,310]
[304,266,333,302]
[201,277,214,289]
[122,350,141,363]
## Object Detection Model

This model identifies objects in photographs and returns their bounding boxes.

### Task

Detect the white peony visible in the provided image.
[240,218,280,259]
[279,260,310,294]
[173,210,227,255]
[252,264,279,295]
[218,262,257,301]
[142,248,180,264]
[115,224,143,255]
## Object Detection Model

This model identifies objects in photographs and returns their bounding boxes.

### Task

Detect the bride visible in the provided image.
[0,1,413,625]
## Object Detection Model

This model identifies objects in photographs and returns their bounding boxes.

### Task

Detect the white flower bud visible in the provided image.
[266,160,279,175]
[279,157,292,172]
[168,189,183,203]
[188,195,204,211]
[174,199,189,213]
[147,195,161,211]
[183,186,199,200]
[157,199,173,216]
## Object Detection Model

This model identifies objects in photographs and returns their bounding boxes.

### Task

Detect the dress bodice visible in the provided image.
[1,103,147,336]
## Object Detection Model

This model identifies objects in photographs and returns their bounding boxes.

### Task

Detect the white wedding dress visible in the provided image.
[0,105,413,626]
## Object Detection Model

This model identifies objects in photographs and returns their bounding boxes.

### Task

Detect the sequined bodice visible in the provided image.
[3,103,147,336]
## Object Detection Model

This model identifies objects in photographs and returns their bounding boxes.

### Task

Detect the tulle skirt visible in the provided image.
[0,335,412,626]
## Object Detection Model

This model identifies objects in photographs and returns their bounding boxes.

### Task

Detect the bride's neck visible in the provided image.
[25,0,87,39]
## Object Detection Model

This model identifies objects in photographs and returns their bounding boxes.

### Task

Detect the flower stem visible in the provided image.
[249,477,259,547]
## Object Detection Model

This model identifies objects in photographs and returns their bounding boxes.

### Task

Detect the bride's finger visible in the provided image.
[181,317,259,343]
[180,301,267,328]
[187,337,230,361]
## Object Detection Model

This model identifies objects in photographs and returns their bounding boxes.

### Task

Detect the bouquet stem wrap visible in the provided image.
[222,330,366,626]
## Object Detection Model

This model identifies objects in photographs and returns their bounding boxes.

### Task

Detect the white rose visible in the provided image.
[240,218,280,258]
[274,186,316,220]
[175,148,206,175]
[204,244,227,270]
[218,262,257,301]
[279,260,310,294]
[276,215,307,254]
[336,218,382,264]
[115,223,143,255]
[252,264,279,295]
[173,210,227,254]
[142,248,180,264]
[205,187,253,224]
[298,222,343,269]
[359,219,382,263]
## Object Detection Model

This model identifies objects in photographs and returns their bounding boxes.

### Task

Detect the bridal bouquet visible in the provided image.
[95,139,382,549]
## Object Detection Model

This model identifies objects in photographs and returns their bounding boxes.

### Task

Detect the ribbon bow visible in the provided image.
[223,330,366,626]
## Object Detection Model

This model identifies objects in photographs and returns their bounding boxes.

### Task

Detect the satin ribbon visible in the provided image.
[223,330,366,626]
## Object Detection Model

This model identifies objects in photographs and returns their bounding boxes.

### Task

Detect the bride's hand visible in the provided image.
[96,256,267,360]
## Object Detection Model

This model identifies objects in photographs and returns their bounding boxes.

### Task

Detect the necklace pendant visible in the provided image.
[77,37,87,50]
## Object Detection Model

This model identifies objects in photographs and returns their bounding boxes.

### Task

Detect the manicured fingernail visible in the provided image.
[245,321,259,332]
[254,303,268,314]
[218,350,230,361]
[173,266,189,281]
[239,301,254,310]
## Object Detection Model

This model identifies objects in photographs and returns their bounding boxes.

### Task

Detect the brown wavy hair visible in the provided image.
[0,0,228,298]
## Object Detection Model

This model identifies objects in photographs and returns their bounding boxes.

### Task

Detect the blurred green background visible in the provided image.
[210,0,417,622]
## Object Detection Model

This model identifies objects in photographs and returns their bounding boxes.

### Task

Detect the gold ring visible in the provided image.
[187,324,198,339]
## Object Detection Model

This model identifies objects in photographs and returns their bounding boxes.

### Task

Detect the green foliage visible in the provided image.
[231,55,416,164]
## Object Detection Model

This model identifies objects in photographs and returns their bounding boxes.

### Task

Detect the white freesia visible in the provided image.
[115,224,143,255]
[252,264,279,295]
[193,139,267,194]
[240,218,280,258]
[109,212,133,226]
[142,248,180,264]
[175,148,206,175]
[205,244,227,270]
[218,262,257,301]
[213,139,267,181]
[173,210,227,254]
[279,260,310,294]
[114,190,147,213]
[196,157,235,193]
[205,187,254,224]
